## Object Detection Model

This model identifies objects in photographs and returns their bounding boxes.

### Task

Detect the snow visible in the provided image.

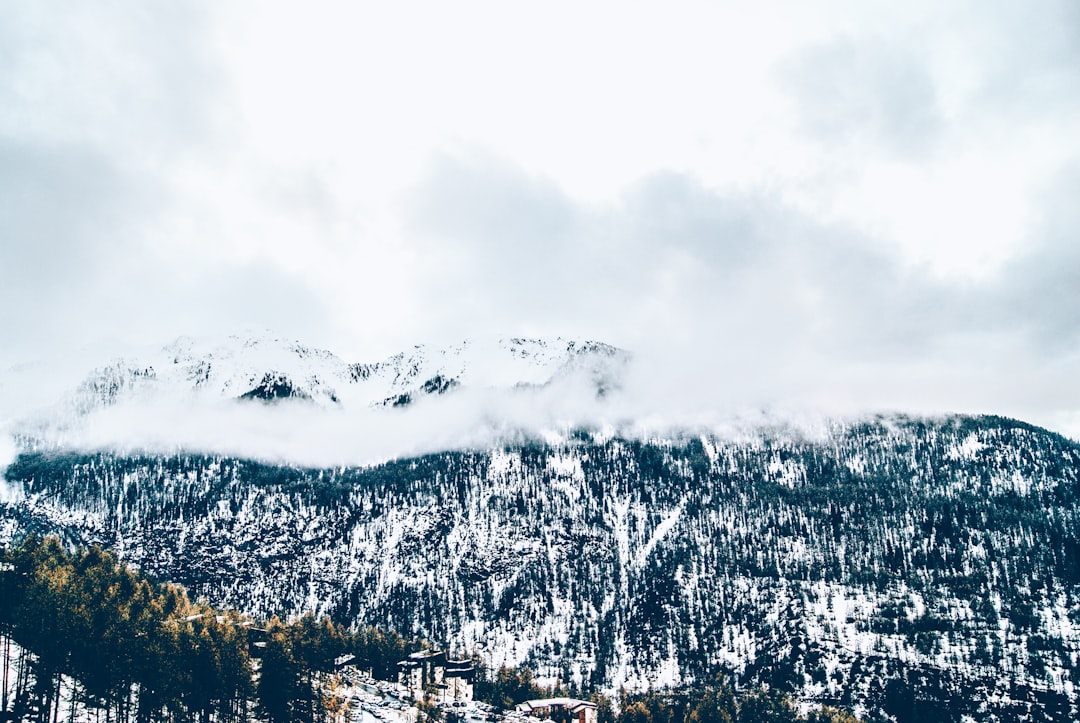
[546,453,584,481]
[633,505,682,569]
[489,450,519,477]
[5,336,1080,716]
[844,454,867,476]
[4,333,634,468]
[766,455,805,487]
[947,433,989,461]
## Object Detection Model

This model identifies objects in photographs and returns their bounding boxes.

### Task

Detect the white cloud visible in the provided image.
[1,0,1078,439]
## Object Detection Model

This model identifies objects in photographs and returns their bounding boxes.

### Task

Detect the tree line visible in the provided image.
[0,535,870,722]
[471,667,866,723]
[0,535,422,722]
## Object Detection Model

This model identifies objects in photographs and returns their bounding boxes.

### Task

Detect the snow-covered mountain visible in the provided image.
[60,334,629,411]
[2,334,630,464]
[2,335,1079,721]
[3,415,1078,720]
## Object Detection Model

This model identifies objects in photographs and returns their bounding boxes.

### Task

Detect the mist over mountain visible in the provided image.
[2,333,1079,720]
[2,334,637,468]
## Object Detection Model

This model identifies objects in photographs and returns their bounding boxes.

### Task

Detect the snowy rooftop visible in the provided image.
[517,698,597,712]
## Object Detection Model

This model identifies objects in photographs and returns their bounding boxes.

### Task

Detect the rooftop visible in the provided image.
[517,698,597,712]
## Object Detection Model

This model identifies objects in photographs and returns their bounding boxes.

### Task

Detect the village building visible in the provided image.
[443,658,475,701]
[397,649,475,703]
[515,698,598,723]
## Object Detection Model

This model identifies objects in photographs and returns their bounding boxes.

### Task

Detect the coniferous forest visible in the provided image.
[1,536,868,722]
[2,414,1079,720]
[0,536,407,722]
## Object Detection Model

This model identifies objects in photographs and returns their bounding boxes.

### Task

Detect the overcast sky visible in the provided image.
[1,1,1079,437]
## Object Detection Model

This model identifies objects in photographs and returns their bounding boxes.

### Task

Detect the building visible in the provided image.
[443,658,475,702]
[516,698,598,723]
[397,649,475,703]
[398,650,443,700]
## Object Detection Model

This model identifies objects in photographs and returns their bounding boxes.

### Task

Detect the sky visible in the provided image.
[1,0,1079,439]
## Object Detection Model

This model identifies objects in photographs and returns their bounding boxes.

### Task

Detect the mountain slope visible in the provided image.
[2,414,1078,721]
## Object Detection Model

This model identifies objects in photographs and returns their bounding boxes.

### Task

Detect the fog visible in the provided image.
[2,329,1073,473]
[2,1,1078,455]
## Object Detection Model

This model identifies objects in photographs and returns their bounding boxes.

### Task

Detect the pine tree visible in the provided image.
[257,621,298,723]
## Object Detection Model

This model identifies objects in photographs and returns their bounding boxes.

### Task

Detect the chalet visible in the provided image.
[397,649,475,703]
[516,698,598,723]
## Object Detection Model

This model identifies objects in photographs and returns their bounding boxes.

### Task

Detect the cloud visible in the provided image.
[992,163,1080,350]
[0,141,164,363]
[0,141,151,285]
[0,433,15,471]
[1,1,1079,445]
[0,2,229,366]
[399,150,608,341]
[0,3,341,366]
[14,362,630,468]
[402,156,958,357]
[0,2,222,153]
[0,138,331,367]
[614,172,777,268]
[406,150,579,248]
[778,37,943,157]
[962,0,1080,118]
[393,151,1080,439]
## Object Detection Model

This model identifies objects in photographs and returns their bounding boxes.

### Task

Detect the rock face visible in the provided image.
[2,414,1079,721]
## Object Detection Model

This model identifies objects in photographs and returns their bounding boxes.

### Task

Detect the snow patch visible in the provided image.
[766,455,805,487]
[634,505,683,569]
[947,433,988,461]
[547,453,584,481]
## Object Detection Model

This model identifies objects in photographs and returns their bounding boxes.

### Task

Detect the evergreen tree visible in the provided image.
[737,687,799,723]
[257,620,299,723]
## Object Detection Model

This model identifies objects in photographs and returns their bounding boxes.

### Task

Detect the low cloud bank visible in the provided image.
[0,345,842,468]
[5,346,1073,471]
[2,324,1078,472]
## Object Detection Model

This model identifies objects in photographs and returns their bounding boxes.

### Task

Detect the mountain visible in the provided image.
[4,334,630,463]
[1,335,1079,721]
[13,334,628,416]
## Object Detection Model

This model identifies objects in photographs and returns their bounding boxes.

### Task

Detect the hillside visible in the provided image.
[3,414,1078,721]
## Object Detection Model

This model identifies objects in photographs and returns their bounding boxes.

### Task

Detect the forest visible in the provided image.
[0,535,410,722]
[3,415,1079,720]
[0,536,867,722]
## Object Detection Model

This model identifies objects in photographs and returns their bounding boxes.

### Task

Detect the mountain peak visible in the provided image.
[2,333,633,463]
